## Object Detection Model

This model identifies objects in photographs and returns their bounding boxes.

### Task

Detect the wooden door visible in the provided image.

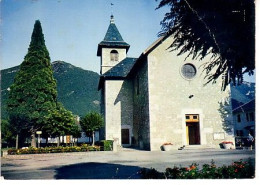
[189,125,197,145]
[121,129,130,144]
[186,123,200,145]
[186,114,200,145]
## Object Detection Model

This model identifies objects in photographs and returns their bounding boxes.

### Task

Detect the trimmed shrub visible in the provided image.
[100,140,113,151]
[88,146,100,151]
[7,145,100,155]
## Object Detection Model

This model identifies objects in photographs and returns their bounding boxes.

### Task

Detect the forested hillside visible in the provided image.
[1,61,100,119]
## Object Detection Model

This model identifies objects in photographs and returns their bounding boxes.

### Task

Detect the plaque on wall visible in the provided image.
[213,132,225,140]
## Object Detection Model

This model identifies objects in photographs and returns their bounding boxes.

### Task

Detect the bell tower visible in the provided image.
[97,15,130,74]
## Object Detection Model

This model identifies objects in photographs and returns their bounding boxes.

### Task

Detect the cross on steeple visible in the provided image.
[110,2,114,17]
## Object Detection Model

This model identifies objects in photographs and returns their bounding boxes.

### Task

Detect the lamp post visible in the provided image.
[36,131,42,148]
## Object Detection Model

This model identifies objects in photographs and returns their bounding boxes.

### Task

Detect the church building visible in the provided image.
[97,15,234,151]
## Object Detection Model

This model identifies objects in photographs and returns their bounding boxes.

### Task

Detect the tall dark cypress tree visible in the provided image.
[7,20,57,147]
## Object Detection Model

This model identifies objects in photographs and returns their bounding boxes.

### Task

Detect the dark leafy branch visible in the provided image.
[156,0,255,90]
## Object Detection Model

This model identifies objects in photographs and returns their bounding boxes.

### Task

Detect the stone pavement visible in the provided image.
[0,148,255,179]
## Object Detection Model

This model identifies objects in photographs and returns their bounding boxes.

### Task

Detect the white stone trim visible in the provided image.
[180,109,205,145]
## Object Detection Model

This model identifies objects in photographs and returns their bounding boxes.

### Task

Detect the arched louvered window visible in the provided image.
[110,50,119,62]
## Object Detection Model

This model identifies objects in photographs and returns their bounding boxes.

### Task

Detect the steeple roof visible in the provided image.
[97,15,130,56]
[103,15,124,42]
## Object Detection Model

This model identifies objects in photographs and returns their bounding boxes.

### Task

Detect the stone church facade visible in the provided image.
[97,16,234,151]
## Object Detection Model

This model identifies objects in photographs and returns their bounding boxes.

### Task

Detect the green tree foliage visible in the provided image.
[80,112,104,146]
[7,20,57,147]
[8,115,32,149]
[157,0,255,90]
[42,103,78,146]
[1,119,16,147]
[69,120,82,139]
[1,119,30,148]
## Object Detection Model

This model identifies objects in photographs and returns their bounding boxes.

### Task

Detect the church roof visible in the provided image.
[104,57,137,77]
[97,15,130,56]
[98,57,137,90]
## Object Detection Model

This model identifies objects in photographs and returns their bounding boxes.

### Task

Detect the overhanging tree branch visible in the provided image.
[156,0,255,90]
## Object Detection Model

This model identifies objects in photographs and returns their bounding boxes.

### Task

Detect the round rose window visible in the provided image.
[181,63,196,79]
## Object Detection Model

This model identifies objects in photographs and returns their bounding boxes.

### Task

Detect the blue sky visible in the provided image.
[1,0,255,82]
[1,0,168,73]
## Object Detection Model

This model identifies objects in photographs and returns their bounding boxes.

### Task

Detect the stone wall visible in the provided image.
[147,36,234,151]
[104,79,133,146]
[132,61,151,150]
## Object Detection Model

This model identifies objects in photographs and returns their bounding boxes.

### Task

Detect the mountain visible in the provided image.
[1,66,20,119]
[1,62,255,118]
[230,82,255,110]
[1,61,100,119]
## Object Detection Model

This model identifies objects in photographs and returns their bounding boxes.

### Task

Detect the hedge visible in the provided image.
[7,144,100,155]
[100,140,113,151]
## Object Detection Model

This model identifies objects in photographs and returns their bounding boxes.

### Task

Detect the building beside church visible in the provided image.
[97,15,234,151]
[233,99,255,138]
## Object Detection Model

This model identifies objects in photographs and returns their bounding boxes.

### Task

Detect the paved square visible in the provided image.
[1,149,255,179]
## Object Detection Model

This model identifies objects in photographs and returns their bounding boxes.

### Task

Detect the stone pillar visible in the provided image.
[113,138,119,152]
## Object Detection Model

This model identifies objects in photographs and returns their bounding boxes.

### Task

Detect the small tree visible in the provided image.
[43,103,75,147]
[69,123,81,146]
[8,115,30,149]
[80,112,104,146]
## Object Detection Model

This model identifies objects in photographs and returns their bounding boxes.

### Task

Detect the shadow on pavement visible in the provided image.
[54,162,144,179]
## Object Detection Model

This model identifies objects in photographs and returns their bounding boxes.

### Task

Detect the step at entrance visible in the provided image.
[179,145,215,150]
